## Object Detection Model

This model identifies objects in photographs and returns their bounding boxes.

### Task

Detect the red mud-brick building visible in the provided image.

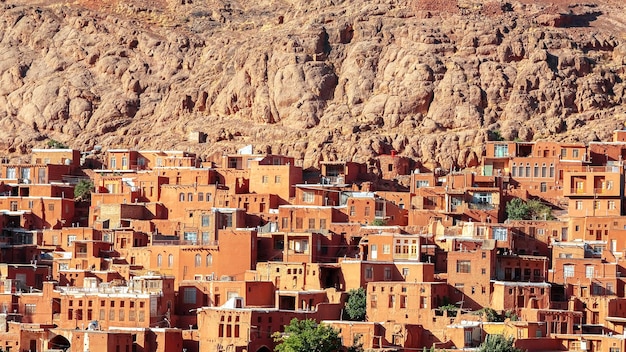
[10,137,626,352]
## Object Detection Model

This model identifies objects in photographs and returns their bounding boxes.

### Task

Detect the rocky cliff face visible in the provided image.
[1,0,626,169]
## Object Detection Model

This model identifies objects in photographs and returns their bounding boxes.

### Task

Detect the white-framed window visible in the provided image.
[184,232,198,243]
[473,192,492,204]
[201,215,210,227]
[24,304,36,315]
[415,180,430,188]
[493,227,507,241]
[585,265,594,279]
[563,264,575,278]
[302,191,315,203]
[291,239,309,253]
[494,144,508,157]
[456,260,471,273]
[6,167,16,179]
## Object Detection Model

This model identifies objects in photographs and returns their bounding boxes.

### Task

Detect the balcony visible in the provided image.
[393,253,419,261]
[569,188,586,195]
[445,188,465,195]
[320,176,345,185]
[468,202,496,210]
[567,187,618,196]
[446,204,466,214]
[594,187,618,195]
[152,240,219,247]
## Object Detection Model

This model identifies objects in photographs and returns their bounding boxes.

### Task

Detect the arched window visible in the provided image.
[195,254,201,267]
[157,254,162,267]
[187,193,193,202]
[179,193,185,201]
[541,163,547,178]
[525,163,531,177]
[168,254,174,268]
[511,163,517,177]
[206,193,212,202]
[533,163,539,178]
[206,253,213,267]
[198,193,204,202]
[549,163,555,178]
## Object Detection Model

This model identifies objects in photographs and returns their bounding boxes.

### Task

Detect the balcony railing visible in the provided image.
[594,187,616,194]
[320,176,345,185]
[569,187,616,195]
[152,240,219,246]
[448,205,466,214]
[468,203,495,210]
[569,188,583,194]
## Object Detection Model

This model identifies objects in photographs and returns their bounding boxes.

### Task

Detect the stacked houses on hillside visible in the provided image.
[5,131,626,351]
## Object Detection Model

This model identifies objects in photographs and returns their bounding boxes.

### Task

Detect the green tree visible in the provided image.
[47,139,68,149]
[489,129,505,141]
[526,199,553,220]
[273,318,342,352]
[504,310,519,321]
[344,287,366,321]
[74,179,94,202]
[505,198,529,220]
[438,304,458,317]
[477,307,503,322]
[478,334,524,352]
[370,219,387,226]
[506,198,553,220]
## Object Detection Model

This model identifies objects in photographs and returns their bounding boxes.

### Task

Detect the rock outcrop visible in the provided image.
[1,0,626,169]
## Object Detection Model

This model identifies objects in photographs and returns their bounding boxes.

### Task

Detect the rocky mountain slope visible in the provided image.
[1,0,625,170]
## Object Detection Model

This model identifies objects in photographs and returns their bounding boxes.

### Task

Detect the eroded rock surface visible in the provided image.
[1,0,626,169]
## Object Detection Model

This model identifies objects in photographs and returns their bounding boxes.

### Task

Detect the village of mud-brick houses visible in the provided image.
[7,131,626,352]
